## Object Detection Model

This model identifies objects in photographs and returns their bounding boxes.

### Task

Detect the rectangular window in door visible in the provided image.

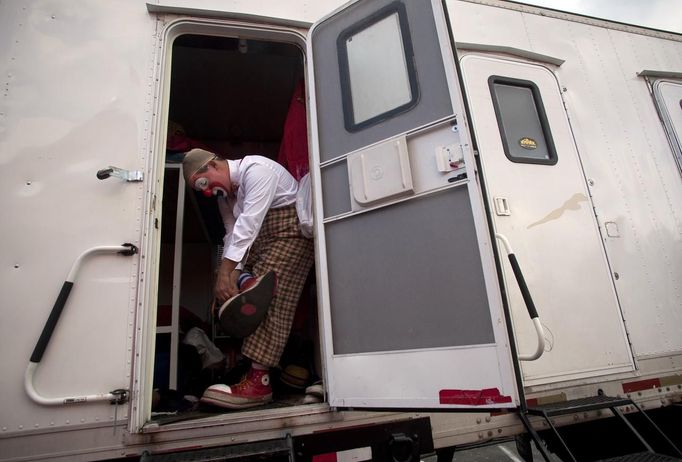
[489,76,558,165]
[337,2,419,132]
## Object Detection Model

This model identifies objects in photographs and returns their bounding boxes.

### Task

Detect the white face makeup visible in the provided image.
[194,176,209,192]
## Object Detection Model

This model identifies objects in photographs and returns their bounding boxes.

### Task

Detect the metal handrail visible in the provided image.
[495,234,545,361]
[25,244,137,405]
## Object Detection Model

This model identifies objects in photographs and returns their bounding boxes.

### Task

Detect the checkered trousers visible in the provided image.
[242,205,314,367]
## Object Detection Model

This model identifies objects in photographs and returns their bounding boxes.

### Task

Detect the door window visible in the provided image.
[489,76,557,165]
[338,2,418,131]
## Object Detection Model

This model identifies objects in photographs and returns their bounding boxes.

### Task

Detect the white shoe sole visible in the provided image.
[200,388,272,410]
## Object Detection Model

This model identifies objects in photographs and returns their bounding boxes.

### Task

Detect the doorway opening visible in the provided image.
[153,31,321,424]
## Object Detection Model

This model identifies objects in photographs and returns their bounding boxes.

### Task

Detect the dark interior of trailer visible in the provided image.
[152,34,321,421]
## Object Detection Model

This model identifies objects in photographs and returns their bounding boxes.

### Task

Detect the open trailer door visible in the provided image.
[308,0,519,409]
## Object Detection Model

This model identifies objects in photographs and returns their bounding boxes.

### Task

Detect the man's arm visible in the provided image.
[215,258,240,302]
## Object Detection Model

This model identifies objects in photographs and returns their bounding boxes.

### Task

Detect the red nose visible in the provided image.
[203,189,213,198]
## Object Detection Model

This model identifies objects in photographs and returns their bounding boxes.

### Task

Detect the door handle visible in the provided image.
[494,196,511,216]
[97,166,143,182]
[495,234,545,361]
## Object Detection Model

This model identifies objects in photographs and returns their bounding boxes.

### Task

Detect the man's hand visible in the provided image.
[215,259,239,303]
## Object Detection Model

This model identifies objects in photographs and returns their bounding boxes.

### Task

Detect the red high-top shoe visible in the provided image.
[201,368,272,409]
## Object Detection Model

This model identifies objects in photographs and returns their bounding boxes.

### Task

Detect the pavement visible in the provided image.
[447,440,560,461]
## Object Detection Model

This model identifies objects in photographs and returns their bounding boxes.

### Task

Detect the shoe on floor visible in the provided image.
[302,381,324,404]
[200,368,272,409]
[305,382,324,399]
[218,271,276,338]
[302,394,323,404]
[280,364,310,390]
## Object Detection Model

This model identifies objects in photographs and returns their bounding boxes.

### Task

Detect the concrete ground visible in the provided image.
[445,439,561,462]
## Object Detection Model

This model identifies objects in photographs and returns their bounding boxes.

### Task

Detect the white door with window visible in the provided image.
[460,55,634,384]
[308,0,518,409]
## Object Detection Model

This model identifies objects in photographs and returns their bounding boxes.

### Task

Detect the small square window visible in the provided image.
[337,2,419,132]
[489,76,557,165]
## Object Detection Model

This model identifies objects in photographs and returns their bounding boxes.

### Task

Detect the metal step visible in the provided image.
[597,452,682,461]
[527,395,633,417]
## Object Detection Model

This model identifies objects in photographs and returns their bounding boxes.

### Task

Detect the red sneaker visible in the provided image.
[218,271,276,338]
[200,368,272,409]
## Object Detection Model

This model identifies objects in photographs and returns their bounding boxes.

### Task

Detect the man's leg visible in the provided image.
[202,206,313,409]
[242,206,314,367]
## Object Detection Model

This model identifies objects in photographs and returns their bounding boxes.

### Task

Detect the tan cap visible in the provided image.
[182,148,215,184]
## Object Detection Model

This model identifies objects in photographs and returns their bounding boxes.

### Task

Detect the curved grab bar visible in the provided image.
[495,234,545,361]
[25,244,137,406]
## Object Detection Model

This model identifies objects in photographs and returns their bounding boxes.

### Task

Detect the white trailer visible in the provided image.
[1,0,681,460]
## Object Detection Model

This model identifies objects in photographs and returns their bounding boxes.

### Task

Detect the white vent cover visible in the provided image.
[347,136,414,207]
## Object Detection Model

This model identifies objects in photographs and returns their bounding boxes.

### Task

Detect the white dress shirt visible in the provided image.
[217,155,298,264]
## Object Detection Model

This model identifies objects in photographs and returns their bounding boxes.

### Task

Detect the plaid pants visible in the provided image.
[242,205,314,367]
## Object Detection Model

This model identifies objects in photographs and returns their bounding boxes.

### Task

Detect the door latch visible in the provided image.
[97,166,143,182]
[494,196,511,216]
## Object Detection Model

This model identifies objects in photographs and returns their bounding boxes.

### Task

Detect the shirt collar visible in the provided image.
[226,159,241,189]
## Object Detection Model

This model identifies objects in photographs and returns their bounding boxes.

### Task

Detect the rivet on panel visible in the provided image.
[485,416,491,423]
[476,418,481,424]
[14,264,19,269]
[487,430,493,437]
[18,425,23,429]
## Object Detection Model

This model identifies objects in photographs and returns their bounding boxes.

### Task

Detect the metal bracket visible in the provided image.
[97,166,144,182]
[110,389,129,405]
[119,243,139,256]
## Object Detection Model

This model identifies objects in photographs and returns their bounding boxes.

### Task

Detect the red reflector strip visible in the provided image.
[312,447,372,462]
[313,454,337,462]
[439,388,512,405]
[622,378,661,393]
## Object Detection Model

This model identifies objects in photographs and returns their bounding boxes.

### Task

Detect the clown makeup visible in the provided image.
[194,176,209,192]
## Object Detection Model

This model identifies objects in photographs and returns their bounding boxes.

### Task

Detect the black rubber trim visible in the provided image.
[96,168,113,180]
[120,243,138,256]
[30,281,74,363]
[508,254,539,320]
